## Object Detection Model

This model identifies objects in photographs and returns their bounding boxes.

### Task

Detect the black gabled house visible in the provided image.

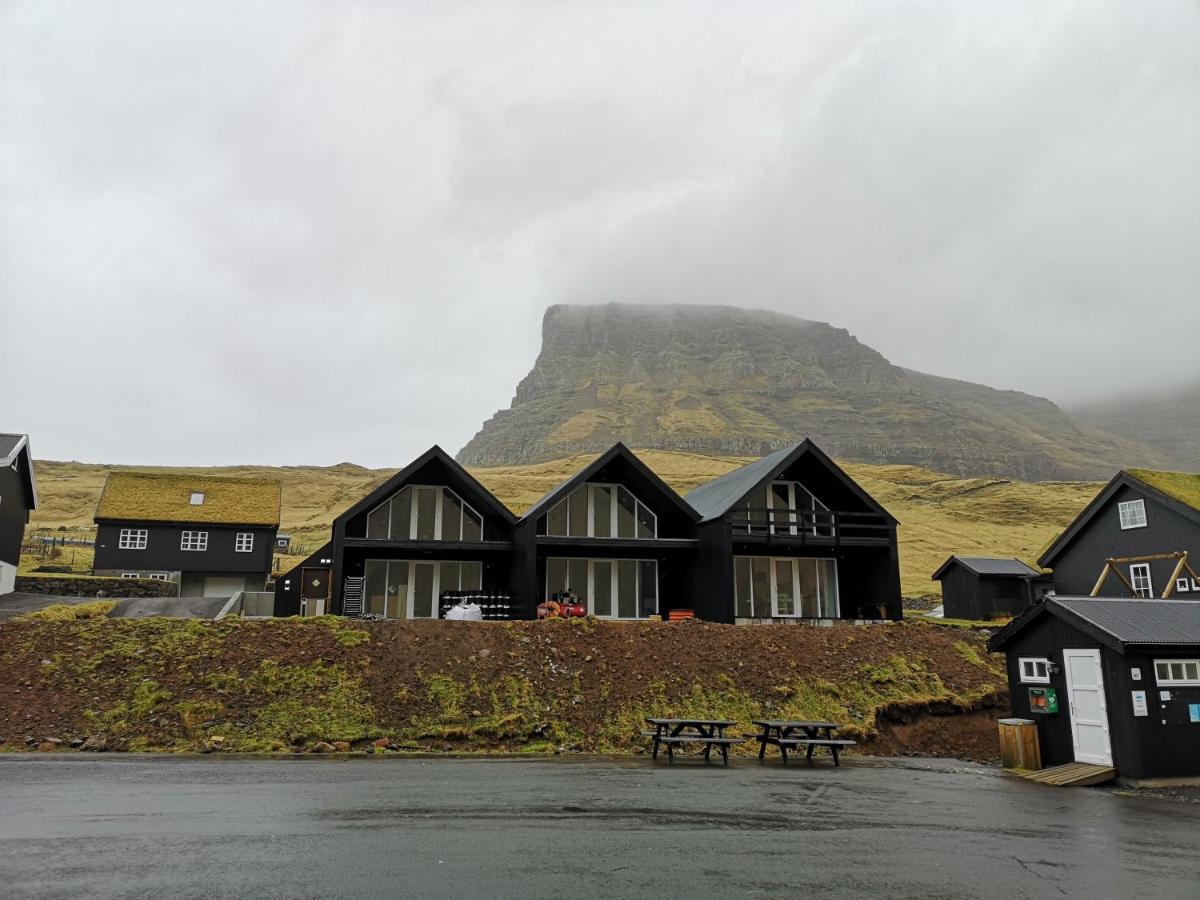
[685,441,902,622]
[0,433,38,596]
[279,439,903,623]
[515,442,702,620]
[932,556,1051,621]
[323,446,518,618]
[1039,469,1200,599]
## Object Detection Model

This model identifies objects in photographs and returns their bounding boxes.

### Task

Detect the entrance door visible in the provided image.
[300,568,330,617]
[1063,649,1113,766]
[411,562,437,618]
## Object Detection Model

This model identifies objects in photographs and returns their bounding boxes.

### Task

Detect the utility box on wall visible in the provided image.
[1028,686,1058,714]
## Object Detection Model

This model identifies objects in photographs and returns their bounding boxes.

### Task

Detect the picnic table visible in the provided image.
[643,718,747,766]
[753,720,856,766]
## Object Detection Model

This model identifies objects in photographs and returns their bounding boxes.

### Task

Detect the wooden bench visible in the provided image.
[643,718,747,766]
[752,720,857,767]
[787,738,856,767]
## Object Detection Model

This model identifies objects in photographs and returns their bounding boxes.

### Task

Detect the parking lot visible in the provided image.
[1,754,1198,898]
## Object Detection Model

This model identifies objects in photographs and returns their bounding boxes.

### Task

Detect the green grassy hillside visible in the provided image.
[27,451,1096,597]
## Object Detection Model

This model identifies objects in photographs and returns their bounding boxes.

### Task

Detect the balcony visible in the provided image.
[728,508,892,546]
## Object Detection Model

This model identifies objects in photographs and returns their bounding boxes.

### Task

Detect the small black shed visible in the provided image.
[931,556,1049,620]
[988,597,1200,780]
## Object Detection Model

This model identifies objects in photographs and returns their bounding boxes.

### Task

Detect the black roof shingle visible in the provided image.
[988,597,1200,654]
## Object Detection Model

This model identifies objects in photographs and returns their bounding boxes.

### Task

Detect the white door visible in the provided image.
[202,575,246,598]
[1063,649,1113,766]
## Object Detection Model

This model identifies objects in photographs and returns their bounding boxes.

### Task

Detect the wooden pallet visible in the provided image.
[1017,763,1116,787]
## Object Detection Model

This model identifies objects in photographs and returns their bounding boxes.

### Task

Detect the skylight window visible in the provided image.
[189,492,205,505]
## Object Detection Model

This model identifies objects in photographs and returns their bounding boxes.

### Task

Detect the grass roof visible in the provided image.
[1127,468,1200,514]
[96,472,281,526]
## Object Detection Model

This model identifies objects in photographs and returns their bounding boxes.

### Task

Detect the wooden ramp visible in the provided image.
[1017,763,1116,787]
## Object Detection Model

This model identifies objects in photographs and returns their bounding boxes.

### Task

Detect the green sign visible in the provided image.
[1029,686,1059,714]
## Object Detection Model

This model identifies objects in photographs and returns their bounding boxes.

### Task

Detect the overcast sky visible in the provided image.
[2,1,1197,468]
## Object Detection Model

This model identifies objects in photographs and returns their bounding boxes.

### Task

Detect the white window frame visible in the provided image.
[180,530,208,552]
[366,485,484,542]
[118,528,148,550]
[733,556,840,619]
[189,491,205,506]
[148,573,170,582]
[1019,657,1051,684]
[543,483,658,539]
[1177,578,1192,593]
[1154,659,1200,686]
[1129,562,1154,598]
[120,572,140,580]
[235,532,254,553]
[1193,578,1200,593]
[1118,498,1147,530]
[544,557,658,619]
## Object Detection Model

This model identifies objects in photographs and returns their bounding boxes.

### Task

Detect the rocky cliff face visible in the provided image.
[458,304,1165,479]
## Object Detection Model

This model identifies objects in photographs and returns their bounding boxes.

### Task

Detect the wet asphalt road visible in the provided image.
[0,755,1197,899]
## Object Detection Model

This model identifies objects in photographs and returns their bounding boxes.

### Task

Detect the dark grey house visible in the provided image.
[275,439,904,623]
[685,441,902,622]
[989,597,1200,780]
[932,556,1050,621]
[93,472,281,596]
[0,433,38,596]
[1039,469,1200,599]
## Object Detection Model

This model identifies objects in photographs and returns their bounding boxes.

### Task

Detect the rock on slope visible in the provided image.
[457,303,1164,480]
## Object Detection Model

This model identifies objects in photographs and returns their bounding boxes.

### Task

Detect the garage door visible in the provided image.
[202,576,246,598]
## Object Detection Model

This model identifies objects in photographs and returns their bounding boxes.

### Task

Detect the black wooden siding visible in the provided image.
[1049,484,1200,597]
[999,614,1200,779]
[0,463,30,567]
[940,565,1039,620]
[94,522,277,576]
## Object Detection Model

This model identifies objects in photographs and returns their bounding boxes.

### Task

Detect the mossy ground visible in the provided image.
[0,617,1006,758]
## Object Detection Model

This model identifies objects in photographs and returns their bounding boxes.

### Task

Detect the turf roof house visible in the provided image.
[685,441,902,622]
[0,433,38,596]
[1038,469,1200,600]
[93,473,281,596]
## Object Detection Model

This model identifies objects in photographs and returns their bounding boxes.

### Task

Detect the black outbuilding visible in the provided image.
[988,597,1200,780]
[931,556,1050,621]
[0,433,38,596]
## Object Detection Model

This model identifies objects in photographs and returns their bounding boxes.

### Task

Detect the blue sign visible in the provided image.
[1190,704,1200,724]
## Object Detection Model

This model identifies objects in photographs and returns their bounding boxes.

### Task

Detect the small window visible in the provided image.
[1155,659,1200,686]
[1130,563,1154,598]
[120,572,140,579]
[1178,578,1192,593]
[1193,578,1200,593]
[148,573,169,582]
[180,531,208,551]
[190,492,205,505]
[118,528,148,550]
[1019,658,1051,684]
[1118,499,1147,530]
[235,532,254,553]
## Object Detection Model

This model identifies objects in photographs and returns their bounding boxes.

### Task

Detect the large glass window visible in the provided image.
[733,556,839,618]
[541,483,658,539]
[362,559,482,619]
[363,486,484,542]
[741,481,830,536]
[545,557,658,619]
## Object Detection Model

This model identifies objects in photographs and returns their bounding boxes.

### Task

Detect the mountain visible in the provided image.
[1069,378,1200,472]
[457,303,1168,480]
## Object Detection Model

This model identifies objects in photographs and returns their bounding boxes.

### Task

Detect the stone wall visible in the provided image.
[14,576,178,598]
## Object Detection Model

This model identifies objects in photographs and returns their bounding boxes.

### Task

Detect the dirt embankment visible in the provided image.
[0,617,1007,761]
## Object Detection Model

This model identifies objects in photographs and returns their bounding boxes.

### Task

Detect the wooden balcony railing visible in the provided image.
[728,508,891,543]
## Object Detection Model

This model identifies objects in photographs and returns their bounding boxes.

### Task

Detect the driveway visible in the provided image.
[0,755,1196,899]
[0,591,231,621]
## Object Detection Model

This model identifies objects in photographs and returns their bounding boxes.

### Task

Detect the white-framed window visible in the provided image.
[1155,659,1200,686]
[1178,578,1192,593]
[1019,658,1051,684]
[235,532,254,553]
[148,573,170,582]
[189,491,205,506]
[365,485,483,542]
[741,481,832,537]
[180,531,208,551]
[541,483,657,539]
[733,556,839,618]
[118,528,148,550]
[544,557,658,619]
[363,559,483,619]
[1193,578,1200,593]
[1118,498,1147,530]
[120,572,140,580]
[1130,563,1154,598]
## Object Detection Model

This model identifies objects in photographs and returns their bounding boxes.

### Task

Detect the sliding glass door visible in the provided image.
[545,557,658,619]
[733,556,838,618]
[363,559,483,619]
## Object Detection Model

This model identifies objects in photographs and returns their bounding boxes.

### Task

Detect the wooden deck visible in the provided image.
[1016,763,1116,787]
